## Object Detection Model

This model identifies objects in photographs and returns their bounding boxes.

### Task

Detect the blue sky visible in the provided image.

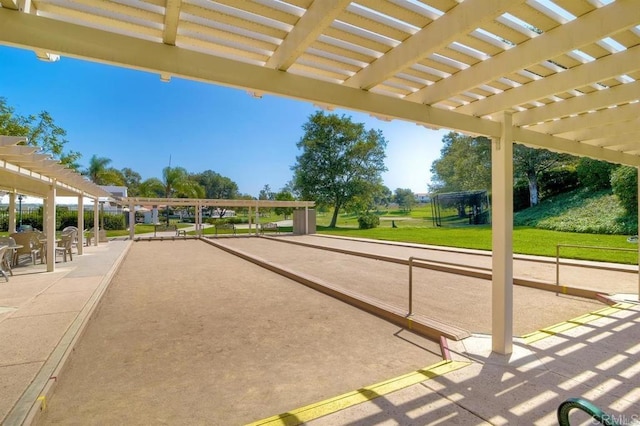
[0,45,447,198]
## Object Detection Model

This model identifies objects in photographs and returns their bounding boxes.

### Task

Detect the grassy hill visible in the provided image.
[514,188,636,235]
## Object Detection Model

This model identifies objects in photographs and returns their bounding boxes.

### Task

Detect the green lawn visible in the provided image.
[315,204,638,264]
[318,225,637,264]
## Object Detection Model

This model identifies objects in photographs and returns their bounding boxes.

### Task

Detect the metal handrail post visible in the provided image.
[556,244,560,295]
[408,256,413,315]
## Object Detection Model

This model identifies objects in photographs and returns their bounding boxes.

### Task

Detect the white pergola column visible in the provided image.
[248,207,252,234]
[255,202,259,236]
[93,198,99,246]
[491,110,514,355]
[77,195,84,255]
[198,204,203,236]
[45,182,56,272]
[305,206,309,235]
[129,202,135,240]
[8,192,16,233]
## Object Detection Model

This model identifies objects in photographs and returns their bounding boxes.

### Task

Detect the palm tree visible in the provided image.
[161,166,204,223]
[84,155,112,184]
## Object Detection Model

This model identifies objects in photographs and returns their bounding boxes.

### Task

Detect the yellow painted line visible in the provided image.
[522,302,635,344]
[246,360,470,426]
[37,396,46,410]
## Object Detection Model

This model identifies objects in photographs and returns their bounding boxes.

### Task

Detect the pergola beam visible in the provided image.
[163,0,182,46]
[513,80,640,126]
[343,0,518,90]
[526,103,638,135]
[515,127,640,166]
[557,119,640,141]
[407,0,640,105]
[0,0,18,10]
[265,0,351,71]
[0,9,500,138]
[457,45,640,117]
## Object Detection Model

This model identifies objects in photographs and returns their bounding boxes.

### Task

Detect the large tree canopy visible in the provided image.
[513,145,575,206]
[429,132,491,194]
[192,170,239,199]
[430,132,577,207]
[0,97,81,168]
[292,111,387,227]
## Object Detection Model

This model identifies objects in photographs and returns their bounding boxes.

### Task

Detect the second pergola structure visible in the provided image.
[119,197,316,239]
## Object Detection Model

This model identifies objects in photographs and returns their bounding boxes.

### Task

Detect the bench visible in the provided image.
[260,222,280,235]
[214,223,236,237]
[176,227,187,237]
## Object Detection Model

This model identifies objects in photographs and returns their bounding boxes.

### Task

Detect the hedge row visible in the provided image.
[0,211,125,231]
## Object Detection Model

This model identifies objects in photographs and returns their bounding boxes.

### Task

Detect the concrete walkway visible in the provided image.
[0,240,130,425]
[0,233,638,425]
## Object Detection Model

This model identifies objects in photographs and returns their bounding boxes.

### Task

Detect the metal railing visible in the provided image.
[555,244,636,290]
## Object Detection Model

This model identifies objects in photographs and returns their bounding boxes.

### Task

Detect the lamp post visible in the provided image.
[17,194,23,230]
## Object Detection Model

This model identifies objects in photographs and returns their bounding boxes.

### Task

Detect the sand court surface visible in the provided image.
[37,240,444,425]
[214,237,604,336]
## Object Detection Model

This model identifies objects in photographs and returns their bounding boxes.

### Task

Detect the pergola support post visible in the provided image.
[129,202,135,241]
[46,182,56,272]
[255,203,259,236]
[491,110,514,355]
[8,192,16,233]
[248,207,252,234]
[77,195,84,255]
[198,203,203,237]
[93,198,99,246]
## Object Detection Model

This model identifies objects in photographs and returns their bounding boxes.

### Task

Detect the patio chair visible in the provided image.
[62,226,79,250]
[0,237,17,276]
[9,232,42,266]
[55,234,74,262]
[0,246,10,282]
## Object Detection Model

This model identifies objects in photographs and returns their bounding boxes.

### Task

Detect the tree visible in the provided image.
[611,166,637,216]
[513,145,575,207]
[576,158,616,190]
[373,185,393,208]
[83,155,124,185]
[121,167,142,196]
[259,184,275,200]
[429,132,491,193]
[394,188,416,212]
[292,112,387,228]
[0,97,81,167]
[137,178,164,197]
[274,191,295,219]
[161,166,204,223]
[193,170,239,199]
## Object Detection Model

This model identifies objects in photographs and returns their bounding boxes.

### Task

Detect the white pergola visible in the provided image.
[120,196,315,237]
[0,136,113,271]
[0,0,638,354]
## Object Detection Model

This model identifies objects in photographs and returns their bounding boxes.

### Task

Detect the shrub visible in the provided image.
[611,166,637,216]
[539,167,579,199]
[357,213,380,229]
[577,158,616,190]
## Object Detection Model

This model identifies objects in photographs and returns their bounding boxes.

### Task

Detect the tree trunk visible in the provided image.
[527,172,539,206]
[329,202,341,228]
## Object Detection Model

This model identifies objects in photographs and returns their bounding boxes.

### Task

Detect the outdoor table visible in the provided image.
[8,244,23,267]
